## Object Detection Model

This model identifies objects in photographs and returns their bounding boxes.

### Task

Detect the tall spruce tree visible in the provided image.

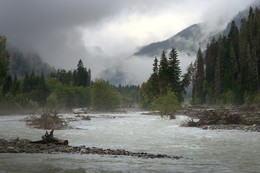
[0,36,9,86]
[192,6,260,105]
[158,51,169,95]
[193,48,205,104]
[168,48,182,101]
[74,59,91,87]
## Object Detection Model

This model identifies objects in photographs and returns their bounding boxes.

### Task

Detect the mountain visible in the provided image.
[134,3,259,58]
[7,46,55,78]
[134,24,207,57]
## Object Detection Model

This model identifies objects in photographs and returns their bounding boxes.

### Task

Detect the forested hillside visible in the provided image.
[8,46,55,78]
[192,7,260,105]
[0,37,140,113]
[140,48,191,113]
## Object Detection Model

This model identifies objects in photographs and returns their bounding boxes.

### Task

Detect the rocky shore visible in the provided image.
[200,124,260,132]
[179,106,260,132]
[0,138,183,160]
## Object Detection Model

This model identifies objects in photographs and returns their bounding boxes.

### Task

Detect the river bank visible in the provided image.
[0,138,182,160]
[0,112,259,173]
[178,106,260,132]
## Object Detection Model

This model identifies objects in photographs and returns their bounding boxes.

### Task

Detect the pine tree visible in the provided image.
[23,72,30,93]
[153,57,159,74]
[168,48,182,101]
[158,51,169,95]
[193,48,205,104]
[74,59,91,87]
[151,57,160,97]
[2,75,12,96]
[0,36,9,86]
[11,74,20,96]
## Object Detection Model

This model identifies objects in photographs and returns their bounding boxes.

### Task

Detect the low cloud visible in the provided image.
[0,0,256,84]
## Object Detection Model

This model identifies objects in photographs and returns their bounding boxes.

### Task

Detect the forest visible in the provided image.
[192,7,260,105]
[0,7,259,114]
[0,39,140,113]
[139,7,260,111]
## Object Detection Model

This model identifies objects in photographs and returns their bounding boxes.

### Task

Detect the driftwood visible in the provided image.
[25,111,68,129]
[181,107,260,127]
[30,130,68,145]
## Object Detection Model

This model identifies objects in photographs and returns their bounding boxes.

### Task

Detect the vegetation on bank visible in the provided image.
[192,7,260,105]
[0,36,140,113]
[139,48,191,114]
[0,6,259,114]
[140,6,260,114]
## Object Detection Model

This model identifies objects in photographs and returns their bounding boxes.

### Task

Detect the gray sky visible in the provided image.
[0,0,256,84]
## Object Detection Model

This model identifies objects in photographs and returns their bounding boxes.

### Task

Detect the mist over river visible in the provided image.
[0,112,259,173]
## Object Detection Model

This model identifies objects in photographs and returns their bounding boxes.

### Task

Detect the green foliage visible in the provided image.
[91,80,120,111]
[21,71,50,107]
[0,35,9,86]
[73,59,91,87]
[224,90,236,105]
[168,48,182,101]
[192,48,205,104]
[252,93,260,106]
[150,89,181,114]
[117,85,140,107]
[140,48,185,111]
[46,93,59,109]
[2,42,138,111]
[2,75,12,96]
[8,48,55,79]
[46,78,91,109]
[51,59,91,87]
[192,7,260,105]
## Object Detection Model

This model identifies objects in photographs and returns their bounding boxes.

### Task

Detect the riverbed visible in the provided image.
[0,112,259,173]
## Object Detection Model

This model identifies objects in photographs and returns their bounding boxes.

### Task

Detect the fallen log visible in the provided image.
[24,111,68,129]
[30,130,68,145]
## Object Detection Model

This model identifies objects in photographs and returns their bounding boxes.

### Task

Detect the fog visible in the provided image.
[0,0,256,85]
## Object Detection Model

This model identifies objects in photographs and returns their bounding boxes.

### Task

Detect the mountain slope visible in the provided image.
[134,24,206,57]
[7,46,55,78]
[134,3,259,58]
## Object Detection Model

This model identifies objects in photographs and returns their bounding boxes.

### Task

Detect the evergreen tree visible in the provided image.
[91,80,120,111]
[192,7,260,105]
[74,59,91,87]
[23,72,30,93]
[168,48,182,101]
[11,74,20,96]
[153,57,159,74]
[193,48,205,104]
[2,75,12,96]
[140,48,184,111]
[158,51,169,95]
[181,63,194,95]
[0,36,9,86]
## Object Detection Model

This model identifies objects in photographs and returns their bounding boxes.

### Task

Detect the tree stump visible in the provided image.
[30,130,68,145]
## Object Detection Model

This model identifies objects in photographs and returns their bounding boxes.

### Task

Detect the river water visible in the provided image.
[0,112,259,173]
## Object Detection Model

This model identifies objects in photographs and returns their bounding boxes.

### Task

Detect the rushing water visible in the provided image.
[0,112,259,173]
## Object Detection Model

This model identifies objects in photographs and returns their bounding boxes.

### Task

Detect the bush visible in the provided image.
[150,89,181,115]
[91,80,121,111]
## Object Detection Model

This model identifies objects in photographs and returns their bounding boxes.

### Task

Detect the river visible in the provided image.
[0,112,259,173]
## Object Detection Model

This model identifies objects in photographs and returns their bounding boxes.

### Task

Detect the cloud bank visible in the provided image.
[0,0,256,84]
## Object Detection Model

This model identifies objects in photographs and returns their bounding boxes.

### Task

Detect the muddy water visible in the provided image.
[0,112,259,173]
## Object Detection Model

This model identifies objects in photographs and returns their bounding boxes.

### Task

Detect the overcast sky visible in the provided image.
[0,0,256,84]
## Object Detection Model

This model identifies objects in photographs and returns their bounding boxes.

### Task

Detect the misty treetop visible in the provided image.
[140,48,191,112]
[0,36,9,86]
[192,7,260,105]
[51,59,91,87]
[0,43,140,112]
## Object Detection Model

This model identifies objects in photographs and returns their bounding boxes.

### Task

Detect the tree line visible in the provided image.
[0,36,140,113]
[140,48,191,113]
[140,6,260,112]
[192,7,260,105]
